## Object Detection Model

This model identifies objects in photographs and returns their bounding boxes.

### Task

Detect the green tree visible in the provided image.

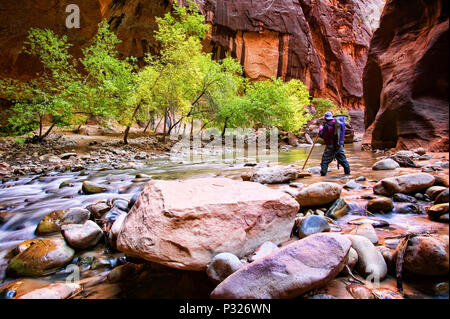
[71,20,137,130]
[0,29,77,140]
[121,0,210,143]
[312,98,348,119]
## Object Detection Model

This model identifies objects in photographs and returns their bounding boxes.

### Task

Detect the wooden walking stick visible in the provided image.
[302,135,320,170]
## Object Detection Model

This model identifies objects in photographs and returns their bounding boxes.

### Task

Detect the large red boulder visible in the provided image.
[116,178,299,271]
[363,0,449,151]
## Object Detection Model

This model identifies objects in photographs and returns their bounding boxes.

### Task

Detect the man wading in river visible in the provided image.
[319,111,351,176]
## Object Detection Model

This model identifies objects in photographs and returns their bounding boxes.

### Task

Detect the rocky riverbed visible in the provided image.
[0,137,448,299]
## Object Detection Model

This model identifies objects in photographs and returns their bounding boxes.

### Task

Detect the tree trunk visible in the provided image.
[123,102,142,144]
[123,125,131,144]
[39,122,57,142]
[222,118,228,137]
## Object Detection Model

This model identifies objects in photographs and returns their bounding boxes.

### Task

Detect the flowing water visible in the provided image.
[0,143,448,299]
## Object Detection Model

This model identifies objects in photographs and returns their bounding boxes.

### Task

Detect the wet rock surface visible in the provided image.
[249,166,298,184]
[296,182,342,207]
[211,233,351,299]
[61,221,104,250]
[6,237,75,277]
[0,141,448,299]
[206,253,244,284]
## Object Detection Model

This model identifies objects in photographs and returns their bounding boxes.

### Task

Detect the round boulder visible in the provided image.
[61,221,103,250]
[346,235,387,281]
[296,182,342,207]
[403,235,449,276]
[6,237,75,277]
[367,197,394,214]
[349,223,379,244]
[373,173,435,196]
[82,181,107,195]
[297,215,331,239]
[372,159,400,170]
[35,208,90,235]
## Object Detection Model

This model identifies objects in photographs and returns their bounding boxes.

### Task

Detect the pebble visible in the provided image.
[206,253,244,284]
[61,221,104,250]
[297,215,331,239]
[367,197,394,214]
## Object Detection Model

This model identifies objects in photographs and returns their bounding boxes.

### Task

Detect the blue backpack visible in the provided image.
[334,115,347,145]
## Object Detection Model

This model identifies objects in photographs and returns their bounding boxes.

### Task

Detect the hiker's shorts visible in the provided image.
[320,144,350,176]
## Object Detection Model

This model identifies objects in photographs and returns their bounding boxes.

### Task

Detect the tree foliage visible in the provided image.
[1,0,314,143]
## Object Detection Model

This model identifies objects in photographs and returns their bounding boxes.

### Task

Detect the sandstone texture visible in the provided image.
[117,178,299,270]
[363,0,449,151]
[211,233,351,299]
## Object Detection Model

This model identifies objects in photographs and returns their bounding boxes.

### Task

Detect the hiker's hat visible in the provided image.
[324,111,333,120]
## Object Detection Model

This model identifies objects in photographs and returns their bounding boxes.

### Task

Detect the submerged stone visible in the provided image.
[82,181,107,194]
[326,198,351,220]
[6,237,75,277]
[35,208,90,235]
[297,215,331,239]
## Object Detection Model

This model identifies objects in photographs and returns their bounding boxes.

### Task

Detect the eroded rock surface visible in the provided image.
[363,0,449,151]
[117,178,299,270]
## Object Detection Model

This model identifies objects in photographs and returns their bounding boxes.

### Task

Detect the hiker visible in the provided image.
[319,111,351,176]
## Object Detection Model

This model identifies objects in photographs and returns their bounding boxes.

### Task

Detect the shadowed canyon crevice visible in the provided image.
[363,0,449,152]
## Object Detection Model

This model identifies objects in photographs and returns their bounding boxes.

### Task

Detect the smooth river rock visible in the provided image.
[6,237,75,277]
[367,197,394,214]
[82,181,107,194]
[426,186,448,201]
[210,233,351,299]
[117,178,299,271]
[372,159,400,170]
[206,253,244,284]
[403,235,449,276]
[61,220,103,250]
[373,173,435,196]
[346,235,387,281]
[296,182,342,207]
[297,215,331,239]
[349,224,379,244]
[35,207,90,235]
[249,166,298,184]
[18,283,81,299]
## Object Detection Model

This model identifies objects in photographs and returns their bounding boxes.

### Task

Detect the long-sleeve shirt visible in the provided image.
[319,119,336,146]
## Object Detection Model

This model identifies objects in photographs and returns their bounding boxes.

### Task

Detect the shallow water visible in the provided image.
[0,143,448,299]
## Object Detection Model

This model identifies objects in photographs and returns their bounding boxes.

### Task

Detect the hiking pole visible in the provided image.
[302,135,320,170]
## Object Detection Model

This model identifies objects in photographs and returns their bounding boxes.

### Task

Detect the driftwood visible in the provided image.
[389,230,438,293]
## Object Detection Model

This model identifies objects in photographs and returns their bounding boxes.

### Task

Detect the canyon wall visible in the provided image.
[200,0,385,109]
[0,0,384,110]
[363,0,449,151]
[0,0,111,81]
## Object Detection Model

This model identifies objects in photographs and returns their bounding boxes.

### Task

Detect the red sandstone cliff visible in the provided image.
[363,0,449,151]
[201,0,385,109]
[0,0,384,110]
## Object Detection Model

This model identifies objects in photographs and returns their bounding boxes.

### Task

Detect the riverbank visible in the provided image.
[0,134,448,299]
